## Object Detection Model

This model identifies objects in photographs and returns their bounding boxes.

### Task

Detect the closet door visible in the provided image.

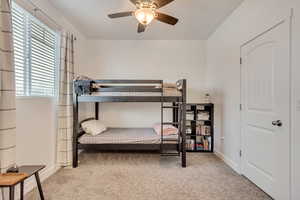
[241,19,290,199]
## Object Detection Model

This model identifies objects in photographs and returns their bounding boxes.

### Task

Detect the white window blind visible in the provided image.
[12,2,59,97]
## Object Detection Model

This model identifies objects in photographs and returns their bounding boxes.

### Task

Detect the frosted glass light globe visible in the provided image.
[135,8,155,25]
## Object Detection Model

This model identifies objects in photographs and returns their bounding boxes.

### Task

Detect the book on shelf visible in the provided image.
[196,121,205,126]
[208,137,212,150]
[196,125,211,136]
[203,139,209,150]
[196,135,203,143]
[201,126,211,136]
[186,105,192,110]
[196,126,201,135]
[186,113,194,120]
[197,111,210,121]
[195,136,211,151]
[186,139,195,151]
[196,105,205,110]
[196,143,204,151]
[186,127,192,134]
[186,120,191,126]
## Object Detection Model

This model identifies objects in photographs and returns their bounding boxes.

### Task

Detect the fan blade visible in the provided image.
[137,23,146,33]
[108,11,133,18]
[130,0,174,8]
[129,0,139,5]
[153,0,175,8]
[156,12,178,25]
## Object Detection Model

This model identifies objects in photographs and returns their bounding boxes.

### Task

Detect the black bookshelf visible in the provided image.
[185,103,214,152]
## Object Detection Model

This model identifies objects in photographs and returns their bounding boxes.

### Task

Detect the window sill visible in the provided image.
[16,96,56,100]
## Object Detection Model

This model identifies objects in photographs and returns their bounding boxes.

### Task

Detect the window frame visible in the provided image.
[12,2,60,98]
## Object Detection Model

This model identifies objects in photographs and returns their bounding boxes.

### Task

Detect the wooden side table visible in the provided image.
[1,165,46,200]
[0,173,28,200]
[18,165,46,200]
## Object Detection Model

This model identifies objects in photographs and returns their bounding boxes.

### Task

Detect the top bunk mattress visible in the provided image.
[78,128,178,144]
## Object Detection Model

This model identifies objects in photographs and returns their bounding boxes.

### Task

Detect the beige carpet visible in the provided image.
[27,152,271,200]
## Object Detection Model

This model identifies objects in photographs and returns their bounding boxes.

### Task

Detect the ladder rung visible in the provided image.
[162,138,178,142]
[160,153,180,156]
[162,122,179,125]
[162,106,179,109]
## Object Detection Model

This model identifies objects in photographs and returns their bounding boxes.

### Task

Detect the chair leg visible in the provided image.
[20,181,24,200]
[9,186,14,200]
[35,172,44,200]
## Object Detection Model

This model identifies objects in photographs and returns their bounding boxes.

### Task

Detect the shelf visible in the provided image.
[187,150,213,153]
[187,134,212,137]
[187,103,213,106]
[185,103,214,153]
[186,119,211,122]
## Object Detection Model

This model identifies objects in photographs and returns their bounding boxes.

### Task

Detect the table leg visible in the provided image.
[20,181,24,200]
[34,172,44,200]
[9,186,14,200]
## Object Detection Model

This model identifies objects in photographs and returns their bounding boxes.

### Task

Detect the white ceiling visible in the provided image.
[49,0,244,40]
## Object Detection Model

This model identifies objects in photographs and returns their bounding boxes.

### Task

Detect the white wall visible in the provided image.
[206,0,300,199]
[14,0,88,189]
[291,4,300,200]
[16,98,56,167]
[78,40,207,127]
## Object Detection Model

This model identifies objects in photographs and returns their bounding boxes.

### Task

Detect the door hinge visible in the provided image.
[240,57,242,65]
[239,150,242,157]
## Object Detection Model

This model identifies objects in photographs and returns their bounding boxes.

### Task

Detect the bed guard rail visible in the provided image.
[74,79,186,96]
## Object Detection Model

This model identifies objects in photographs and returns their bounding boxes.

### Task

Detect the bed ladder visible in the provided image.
[160,102,181,156]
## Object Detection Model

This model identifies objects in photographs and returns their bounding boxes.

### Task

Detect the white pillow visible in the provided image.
[81,120,107,136]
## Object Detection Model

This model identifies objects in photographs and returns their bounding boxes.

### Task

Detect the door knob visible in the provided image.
[272,120,282,127]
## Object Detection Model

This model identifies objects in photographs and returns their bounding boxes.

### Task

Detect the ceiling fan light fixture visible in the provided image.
[108,0,178,33]
[135,8,156,25]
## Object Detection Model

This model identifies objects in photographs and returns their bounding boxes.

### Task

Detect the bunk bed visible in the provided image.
[73,79,187,168]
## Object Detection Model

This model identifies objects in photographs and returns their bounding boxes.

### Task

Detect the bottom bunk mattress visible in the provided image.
[78,128,178,144]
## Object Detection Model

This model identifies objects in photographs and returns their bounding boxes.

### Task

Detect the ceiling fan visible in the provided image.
[108,0,178,33]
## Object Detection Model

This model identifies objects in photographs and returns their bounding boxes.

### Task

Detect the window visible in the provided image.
[12,2,60,97]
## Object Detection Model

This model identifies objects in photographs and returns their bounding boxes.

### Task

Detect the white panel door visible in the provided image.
[241,20,290,200]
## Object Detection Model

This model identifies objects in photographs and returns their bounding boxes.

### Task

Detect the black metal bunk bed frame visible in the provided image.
[73,79,187,168]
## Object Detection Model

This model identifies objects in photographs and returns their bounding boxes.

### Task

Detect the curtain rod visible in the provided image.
[25,0,62,29]
[24,0,77,40]
[33,7,62,30]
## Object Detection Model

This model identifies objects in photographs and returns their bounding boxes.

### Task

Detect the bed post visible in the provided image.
[181,79,187,168]
[173,102,178,127]
[73,82,79,168]
[95,102,99,120]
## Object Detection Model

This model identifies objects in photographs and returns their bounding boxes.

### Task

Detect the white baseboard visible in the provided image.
[214,151,240,174]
